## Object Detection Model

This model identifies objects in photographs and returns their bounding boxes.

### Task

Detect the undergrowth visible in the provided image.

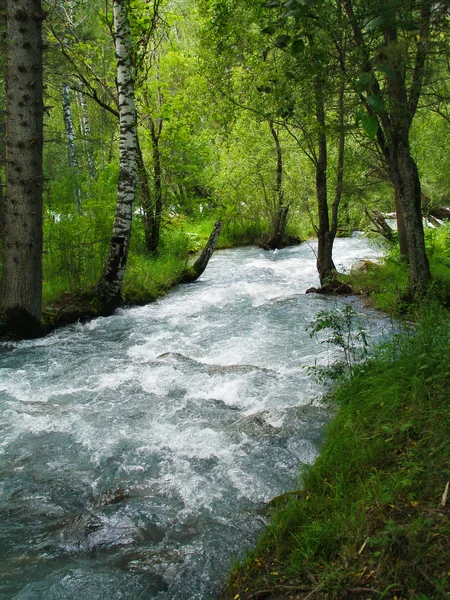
[222,306,450,600]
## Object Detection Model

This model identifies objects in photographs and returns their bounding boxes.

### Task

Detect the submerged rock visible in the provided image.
[231,411,282,438]
[157,352,276,376]
[305,280,354,295]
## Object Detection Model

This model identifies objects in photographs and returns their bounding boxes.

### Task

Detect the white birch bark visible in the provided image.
[97,0,137,311]
[62,83,82,209]
[77,88,97,180]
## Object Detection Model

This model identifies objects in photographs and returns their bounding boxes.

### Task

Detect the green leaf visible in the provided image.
[256,86,273,94]
[361,114,379,139]
[291,38,305,56]
[261,25,276,34]
[284,8,303,18]
[285,70,298,80]
[264,1,282,7]
[367,93,385,113]
[355,72,374,93]
[376,64,396,80]
[363,16,384,32]
[274,34,291,48]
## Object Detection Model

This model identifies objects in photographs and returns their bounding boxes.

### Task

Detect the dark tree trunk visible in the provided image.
[342,0,431,295]
[265,121,288,250]
[148,116,163,253]
[180,221,223,283]
[389,131,430,292]
[364,207,394,241]
[1,0,45,338]
[135,134,154,251]
[0,111,5,240]
[314,80,336,285]
[77,87,97,181]
[394,188,408,256]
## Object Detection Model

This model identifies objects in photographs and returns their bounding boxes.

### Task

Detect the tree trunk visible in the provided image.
[389,131,430,293]
[62,84,82,210]
[0,111,5,240]
[314,80,336,285]
[96,0,137,313]
[1,0,45,338]
[148,117,163,253]
[180,221,223,283]
[265,121,288,250]
[77,87,97,181]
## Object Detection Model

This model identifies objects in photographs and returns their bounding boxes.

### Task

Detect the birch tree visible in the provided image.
[0,0,45,338]
[96,0,137,313]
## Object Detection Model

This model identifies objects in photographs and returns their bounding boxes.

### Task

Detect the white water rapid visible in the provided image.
[0,237,389,600]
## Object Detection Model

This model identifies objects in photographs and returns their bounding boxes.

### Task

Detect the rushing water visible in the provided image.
[0,237,389,600]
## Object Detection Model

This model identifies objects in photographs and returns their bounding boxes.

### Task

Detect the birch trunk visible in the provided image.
[62,84,82,209]
[77,87,97,180]
[1,0,45,338]
[96,0,137,313]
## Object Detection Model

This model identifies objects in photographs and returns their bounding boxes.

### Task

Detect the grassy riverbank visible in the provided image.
[221,304,450,600]
[221,300,450,599]
[41,217,301,331]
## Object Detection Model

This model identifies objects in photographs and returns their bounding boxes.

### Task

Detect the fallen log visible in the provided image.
[364,207,394,242]
[180,220,223,283]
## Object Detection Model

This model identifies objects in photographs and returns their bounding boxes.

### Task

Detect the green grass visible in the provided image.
[345,225,450,315]
[221,307,450,600]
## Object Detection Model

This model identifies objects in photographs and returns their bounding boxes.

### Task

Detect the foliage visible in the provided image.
[308,304,369,380]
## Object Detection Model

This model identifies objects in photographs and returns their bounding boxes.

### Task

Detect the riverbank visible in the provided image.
[220,301,450,599]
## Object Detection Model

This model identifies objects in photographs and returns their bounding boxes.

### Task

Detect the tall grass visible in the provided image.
[223,307,450,599]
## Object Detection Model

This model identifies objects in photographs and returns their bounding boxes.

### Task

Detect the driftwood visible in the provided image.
[427,205,450,221]
[364,207,394,241]
[180,220,223,283]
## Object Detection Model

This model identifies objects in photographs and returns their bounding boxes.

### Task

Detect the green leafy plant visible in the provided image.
[308,304,369,379]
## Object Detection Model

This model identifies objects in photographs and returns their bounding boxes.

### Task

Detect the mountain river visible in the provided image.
[0,237,390,599]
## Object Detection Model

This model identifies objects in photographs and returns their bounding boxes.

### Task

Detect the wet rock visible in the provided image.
[157,352,277,376]
[231,411,281,438]
[305,280,354,295]
[92,487,130,509]
[350,259,381,275]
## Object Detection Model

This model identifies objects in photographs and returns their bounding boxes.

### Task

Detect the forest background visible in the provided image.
[0,0,450,337]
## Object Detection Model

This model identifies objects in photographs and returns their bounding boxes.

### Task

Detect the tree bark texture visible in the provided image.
[180,220,223,283]
[1,0,45,338]
[342,0,431,294]
[136,118,163,255]
[265,121,288,250]
[96,0,137,313]
[314,80,336,285]
[77,87,97,181]
[62,84,82,209]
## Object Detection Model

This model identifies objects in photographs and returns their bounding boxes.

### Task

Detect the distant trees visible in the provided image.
[0,0,45,337]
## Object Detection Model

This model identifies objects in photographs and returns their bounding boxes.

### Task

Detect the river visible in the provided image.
[0,237,389,600]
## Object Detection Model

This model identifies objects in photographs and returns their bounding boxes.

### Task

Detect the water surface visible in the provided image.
[0,237,388,599]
